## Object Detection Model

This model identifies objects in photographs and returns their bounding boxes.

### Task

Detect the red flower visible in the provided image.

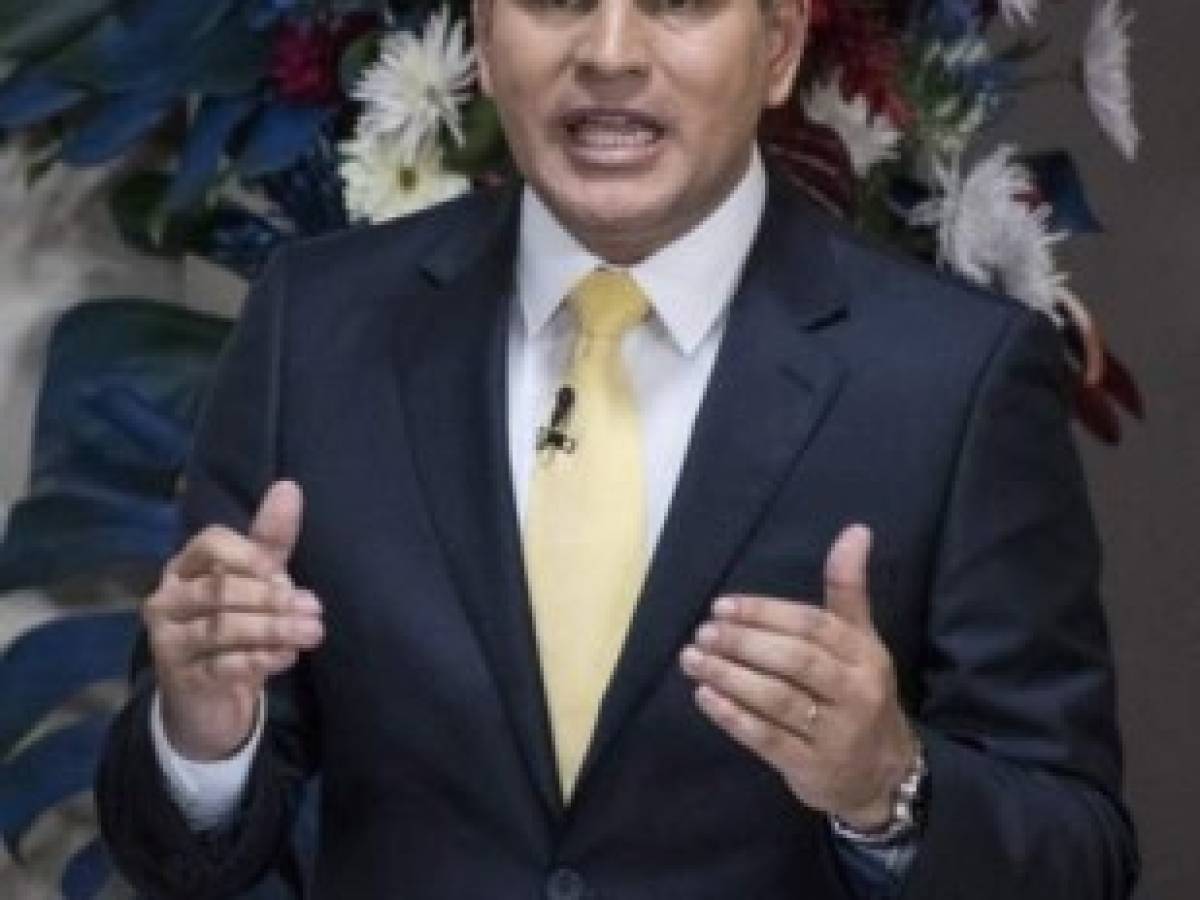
[269,14,378,106]
[808,0,835,30]
[809,1,913,128]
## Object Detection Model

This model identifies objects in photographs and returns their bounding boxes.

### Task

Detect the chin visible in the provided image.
[576,203,675,253]
[564,181,681,233]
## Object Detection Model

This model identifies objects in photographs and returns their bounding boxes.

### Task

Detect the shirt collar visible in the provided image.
[516,147,767,355]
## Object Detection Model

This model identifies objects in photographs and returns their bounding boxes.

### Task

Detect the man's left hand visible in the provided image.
[679,524,918,830]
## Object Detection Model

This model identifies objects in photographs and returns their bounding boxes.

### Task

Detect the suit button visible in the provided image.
[546,866,586,900]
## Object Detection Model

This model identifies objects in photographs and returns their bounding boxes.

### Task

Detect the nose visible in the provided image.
[575,0,649,81]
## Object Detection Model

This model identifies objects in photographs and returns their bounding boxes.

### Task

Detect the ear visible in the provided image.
[473,0,495,96]
[764,0,809,108]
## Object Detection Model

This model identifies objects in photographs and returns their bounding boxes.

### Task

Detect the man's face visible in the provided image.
[474,0,808,262]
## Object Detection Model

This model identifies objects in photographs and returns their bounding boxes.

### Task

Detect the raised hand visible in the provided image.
[679,524,917,830]
[143,480,324,761]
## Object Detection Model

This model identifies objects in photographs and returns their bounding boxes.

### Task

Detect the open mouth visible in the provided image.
[560,108,666,163]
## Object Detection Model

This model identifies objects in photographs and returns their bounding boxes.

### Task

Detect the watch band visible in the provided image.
[831,736,928,847]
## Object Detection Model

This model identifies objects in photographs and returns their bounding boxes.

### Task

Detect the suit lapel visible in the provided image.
[399,188,564,820]
[573,180,849,801]
[400,176,851,819]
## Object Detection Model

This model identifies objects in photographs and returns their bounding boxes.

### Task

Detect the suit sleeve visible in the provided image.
[95,246,322,899]
[900,308,1139,899]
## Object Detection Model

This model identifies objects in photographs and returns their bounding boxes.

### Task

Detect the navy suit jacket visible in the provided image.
[97,173,1138,899]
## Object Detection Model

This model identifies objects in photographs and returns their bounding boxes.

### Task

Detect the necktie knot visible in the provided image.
[568,268,650,339]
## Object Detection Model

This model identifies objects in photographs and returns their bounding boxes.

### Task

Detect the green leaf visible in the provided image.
[18,124,65,188]
[107,169,209,256]
[0,715,111,853]
[441,96,508,177]
[113,169,167,245]
[0,0,116,60]
[237,103,332,178]
[338,31,382,96]
[39,1,245,94]
[181,12,270,96]
[0,612,138,755]
[0,483,182,592]
[24,150,59,188]
[58,89,174,166]
[39,16,138,91]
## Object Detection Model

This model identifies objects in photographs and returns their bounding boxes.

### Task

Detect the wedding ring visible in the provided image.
[803,699,820,736]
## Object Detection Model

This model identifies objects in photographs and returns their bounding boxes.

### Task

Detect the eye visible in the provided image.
[642,0,712,18]
[523,0,594,14]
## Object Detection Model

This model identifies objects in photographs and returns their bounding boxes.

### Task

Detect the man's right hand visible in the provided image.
[143,480,324,761]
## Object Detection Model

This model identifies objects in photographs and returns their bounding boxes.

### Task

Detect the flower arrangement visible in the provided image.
[0,0,1145,431]
[340,6,475,220]
[0,0,1145,441]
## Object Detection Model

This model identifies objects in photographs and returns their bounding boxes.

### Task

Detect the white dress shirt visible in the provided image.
[149,150,914,884]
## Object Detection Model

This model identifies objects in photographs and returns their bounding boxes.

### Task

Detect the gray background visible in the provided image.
[0,0,1195,896]
[994,2,1200,897]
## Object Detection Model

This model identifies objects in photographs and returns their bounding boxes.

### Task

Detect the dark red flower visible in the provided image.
[270,20,340,105]
[270,14,379,106]
[808,0,835,30]
[808,1,913,128]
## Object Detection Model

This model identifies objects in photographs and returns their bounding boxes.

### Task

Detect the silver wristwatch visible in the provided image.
[831,737,928,846]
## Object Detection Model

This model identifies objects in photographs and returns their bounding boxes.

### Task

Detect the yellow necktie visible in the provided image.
[524,267,651,801]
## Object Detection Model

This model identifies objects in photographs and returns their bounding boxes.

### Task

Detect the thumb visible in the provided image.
[824,524,874,632]
[249,479,304,569]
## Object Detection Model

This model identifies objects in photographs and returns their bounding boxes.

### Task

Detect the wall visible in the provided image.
[992,1,1199,896]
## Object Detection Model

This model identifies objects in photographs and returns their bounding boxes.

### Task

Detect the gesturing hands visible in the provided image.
[679,525,918,831]
[143,480,325,761]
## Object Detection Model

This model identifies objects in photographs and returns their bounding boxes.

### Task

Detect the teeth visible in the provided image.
[572,116,658,148]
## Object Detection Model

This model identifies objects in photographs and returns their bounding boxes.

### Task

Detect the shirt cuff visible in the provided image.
[829,818,920,899]
[149,687,265,832]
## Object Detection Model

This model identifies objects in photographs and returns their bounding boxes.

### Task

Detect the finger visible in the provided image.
[180,605,325,664]
[167,525,283,581]
[249,479,304,568]
[692,682,810,775]
[691,620,847,700]
[200,648,302,684]
[149,571,320,625]
[824,524,874,632]
[150,577,322,667]
[205,572,321,620]
[710,596,858,664]
[681,644,825,739]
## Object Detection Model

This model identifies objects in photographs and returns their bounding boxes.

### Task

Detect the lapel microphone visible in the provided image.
[537,385,577,456]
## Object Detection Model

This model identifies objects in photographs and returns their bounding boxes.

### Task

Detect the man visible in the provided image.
[96,0,1138,896]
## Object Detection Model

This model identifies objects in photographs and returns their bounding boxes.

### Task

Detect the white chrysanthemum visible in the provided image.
[999,0,1040,27]
[351,7,476,162]
[339,134,469,223]
[803,72,901,177]
[1082,0,1139,162]
[907,146,1067,317]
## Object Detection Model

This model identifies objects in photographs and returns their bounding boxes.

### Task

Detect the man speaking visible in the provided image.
[96,0,1138,896]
